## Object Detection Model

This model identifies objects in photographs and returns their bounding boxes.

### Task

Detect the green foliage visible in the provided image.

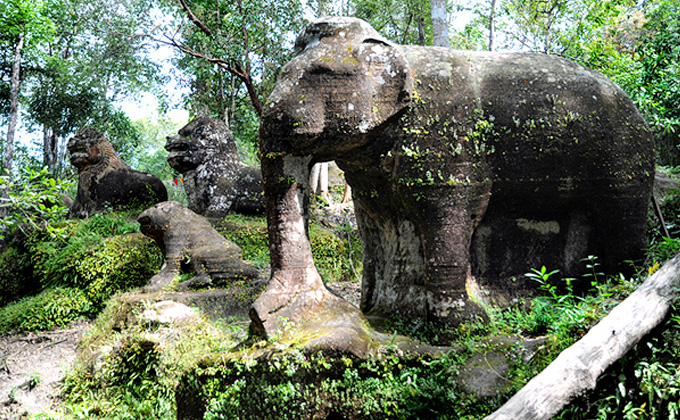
[165,0,305,129]
[349,0,433,45]
[185,348,495,420]
[219,214,363,282]
[218,214,270,269]
[0,166,71,240]
[58,297,242,420]
[0,211,162,333]
[128,116,189,203]
[0,243,36,306]
[501,0,635,54]
[0,286,91,332]
[310,221,363,283]
[635,0,680,166]
[556,310,680,419]
[648,184,680,265]
[3,0,164,172]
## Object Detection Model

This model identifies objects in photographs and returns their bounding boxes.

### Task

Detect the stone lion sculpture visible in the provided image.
[68,127,167,218]
[137,201,260,291]
[165,117,264,218]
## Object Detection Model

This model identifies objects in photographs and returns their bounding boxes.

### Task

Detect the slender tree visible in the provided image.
[488,0,497,51]
[431,0,450,47]
[4,33,23,173]
[0,0,54,173]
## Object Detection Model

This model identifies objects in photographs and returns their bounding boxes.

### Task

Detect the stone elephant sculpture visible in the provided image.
[250,17,654,336]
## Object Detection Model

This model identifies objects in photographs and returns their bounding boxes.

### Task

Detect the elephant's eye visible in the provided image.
[308,65,334,76]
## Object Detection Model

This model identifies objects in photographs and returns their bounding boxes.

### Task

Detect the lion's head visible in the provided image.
[67,127,127,172]
[165,117,239,173]
[137,201,182,241]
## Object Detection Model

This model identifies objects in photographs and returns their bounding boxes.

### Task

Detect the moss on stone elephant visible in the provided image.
[250,17,654,338]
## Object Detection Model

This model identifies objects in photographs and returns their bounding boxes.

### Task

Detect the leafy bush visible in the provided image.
[0,237,38,306]
[0,287,91,332]
[0,166,71,241]
[0,212,162,333]
[182,348,495,420]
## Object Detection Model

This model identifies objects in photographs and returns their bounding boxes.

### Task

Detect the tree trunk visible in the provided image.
[431,0,450,48]
[417,15,427,46]
[485,253,680,420]
[42,127,60,171]
[489,0,497,51]
[4,33,24,173]
[317,0,328,17]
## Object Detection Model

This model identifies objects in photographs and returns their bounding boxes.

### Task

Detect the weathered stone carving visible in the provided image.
[165,117,264,218]
[137,201,259,291]
[250,17,654,337]
[68,127,167,218]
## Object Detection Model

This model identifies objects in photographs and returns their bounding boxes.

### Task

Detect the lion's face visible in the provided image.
[68,128,105,169]
[137,202,173,240]
[165,133,205,172]
[165,117,238,174]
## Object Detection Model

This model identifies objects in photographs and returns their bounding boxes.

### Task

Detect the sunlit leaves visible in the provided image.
[0,167,72,240]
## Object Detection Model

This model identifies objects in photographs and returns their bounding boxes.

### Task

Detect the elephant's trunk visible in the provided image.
[249,155,331,336]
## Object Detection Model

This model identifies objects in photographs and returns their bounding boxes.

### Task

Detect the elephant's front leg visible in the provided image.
[249,155,333,337]
[416,184,491,325]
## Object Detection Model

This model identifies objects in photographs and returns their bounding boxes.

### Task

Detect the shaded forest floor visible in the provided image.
[0,321,90,418]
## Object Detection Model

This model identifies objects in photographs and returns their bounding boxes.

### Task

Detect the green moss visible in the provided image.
[180,347,496,420]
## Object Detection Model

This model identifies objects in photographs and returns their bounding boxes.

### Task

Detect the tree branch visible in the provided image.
[169,0,264,118]
[160,35,246,80]
[175,0,213,37]
[485,254,680,420]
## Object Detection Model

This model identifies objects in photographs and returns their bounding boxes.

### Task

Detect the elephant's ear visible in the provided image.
[357,39,413,128]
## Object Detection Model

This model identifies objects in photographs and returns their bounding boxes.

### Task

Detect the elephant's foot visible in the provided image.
[249,269,444,358]
[142,272,174,293]
[426,270,490,330]
[249,267,334,337]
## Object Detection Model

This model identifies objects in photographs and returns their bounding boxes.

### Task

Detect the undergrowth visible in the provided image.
[0,211,163,333]
[219,213,362,282]
[50,297,242,420]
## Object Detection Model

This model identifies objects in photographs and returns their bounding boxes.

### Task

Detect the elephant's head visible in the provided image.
[262,17,413,157]
[251,18,413,343]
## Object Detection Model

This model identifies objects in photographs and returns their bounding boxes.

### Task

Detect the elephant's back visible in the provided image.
[469,51,653,208]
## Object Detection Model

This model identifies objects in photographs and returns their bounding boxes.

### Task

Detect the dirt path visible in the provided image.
[0,321,90,419]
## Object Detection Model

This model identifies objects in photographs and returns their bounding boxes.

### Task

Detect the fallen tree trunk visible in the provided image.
[485,254,680,420]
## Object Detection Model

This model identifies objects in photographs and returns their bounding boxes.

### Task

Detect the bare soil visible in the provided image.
[0,320,90,419]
